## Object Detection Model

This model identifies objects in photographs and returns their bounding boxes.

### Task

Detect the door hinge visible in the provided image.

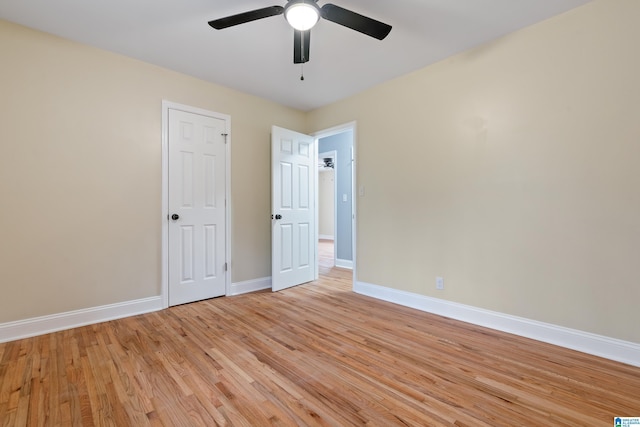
[222,133,229,143]
[224,262,228,272]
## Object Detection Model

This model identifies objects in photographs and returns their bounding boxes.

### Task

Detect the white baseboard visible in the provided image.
[0,296,163,344]
[335,259,353,269]
[354,281,640,368]
[230,277,271,296]
[318,235,334,241]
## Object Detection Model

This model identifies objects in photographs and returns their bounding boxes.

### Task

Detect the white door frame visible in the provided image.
[161,101,232,308]
[313,121,357,286]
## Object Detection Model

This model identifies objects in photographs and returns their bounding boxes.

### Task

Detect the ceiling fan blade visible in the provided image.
[208,6,284,30]
[293,30,311,64]
[320,4,391,40]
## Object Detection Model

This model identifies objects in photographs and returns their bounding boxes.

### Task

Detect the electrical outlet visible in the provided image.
[436,276,444,290]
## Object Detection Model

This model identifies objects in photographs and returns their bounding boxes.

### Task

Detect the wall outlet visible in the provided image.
[436,276,444,290]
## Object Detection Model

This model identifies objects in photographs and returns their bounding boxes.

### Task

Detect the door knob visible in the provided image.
[275,214,282,220]
[171,214,180,220]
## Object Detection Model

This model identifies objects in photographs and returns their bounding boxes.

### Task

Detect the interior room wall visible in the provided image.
[0,19,306,323]
[307,0,640,344]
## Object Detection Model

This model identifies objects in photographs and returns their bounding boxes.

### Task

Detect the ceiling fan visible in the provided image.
[208,0,392,64]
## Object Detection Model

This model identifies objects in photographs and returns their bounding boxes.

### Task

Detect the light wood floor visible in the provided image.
[1,256,639,426]
[318,239,336,274]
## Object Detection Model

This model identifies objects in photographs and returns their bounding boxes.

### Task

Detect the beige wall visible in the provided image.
[0,20,305,322]
[308,0,640,344]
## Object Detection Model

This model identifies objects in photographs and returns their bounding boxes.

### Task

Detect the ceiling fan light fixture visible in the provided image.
[285,1,320,31]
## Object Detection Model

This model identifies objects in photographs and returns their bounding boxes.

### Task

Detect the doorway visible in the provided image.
[318,150,336,269]
[315,123,356,284]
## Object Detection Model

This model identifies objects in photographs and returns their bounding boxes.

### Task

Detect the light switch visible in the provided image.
[359,185,365,197]
[342,194,348,202]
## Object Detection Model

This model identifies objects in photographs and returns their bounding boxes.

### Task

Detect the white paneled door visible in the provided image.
[168,109,227,305]
[272,126,316,292]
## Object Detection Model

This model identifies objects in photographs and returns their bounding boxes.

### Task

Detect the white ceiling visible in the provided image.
[1,0,591,111]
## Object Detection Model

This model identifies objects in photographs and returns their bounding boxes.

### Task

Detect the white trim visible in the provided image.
[224,118,232,298]
[335,259,353,269]
[161,103,170,308]
[230,277,272,296]
[0,297,163,343]
[351,126,357,289]
[318,234,334,240]
[313,122,357,139]
[161,101,232,308]
[354,281,640,368]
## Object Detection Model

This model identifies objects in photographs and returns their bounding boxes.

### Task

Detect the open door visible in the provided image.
[272,126,316,292]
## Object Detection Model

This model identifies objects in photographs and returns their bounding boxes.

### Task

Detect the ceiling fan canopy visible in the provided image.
[208,0,392,64]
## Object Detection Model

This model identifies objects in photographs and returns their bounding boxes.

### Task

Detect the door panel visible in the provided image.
[169,109,226,305]
[272,126,315,292]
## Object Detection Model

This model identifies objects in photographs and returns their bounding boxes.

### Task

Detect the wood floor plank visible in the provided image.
[1,244,639,426]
